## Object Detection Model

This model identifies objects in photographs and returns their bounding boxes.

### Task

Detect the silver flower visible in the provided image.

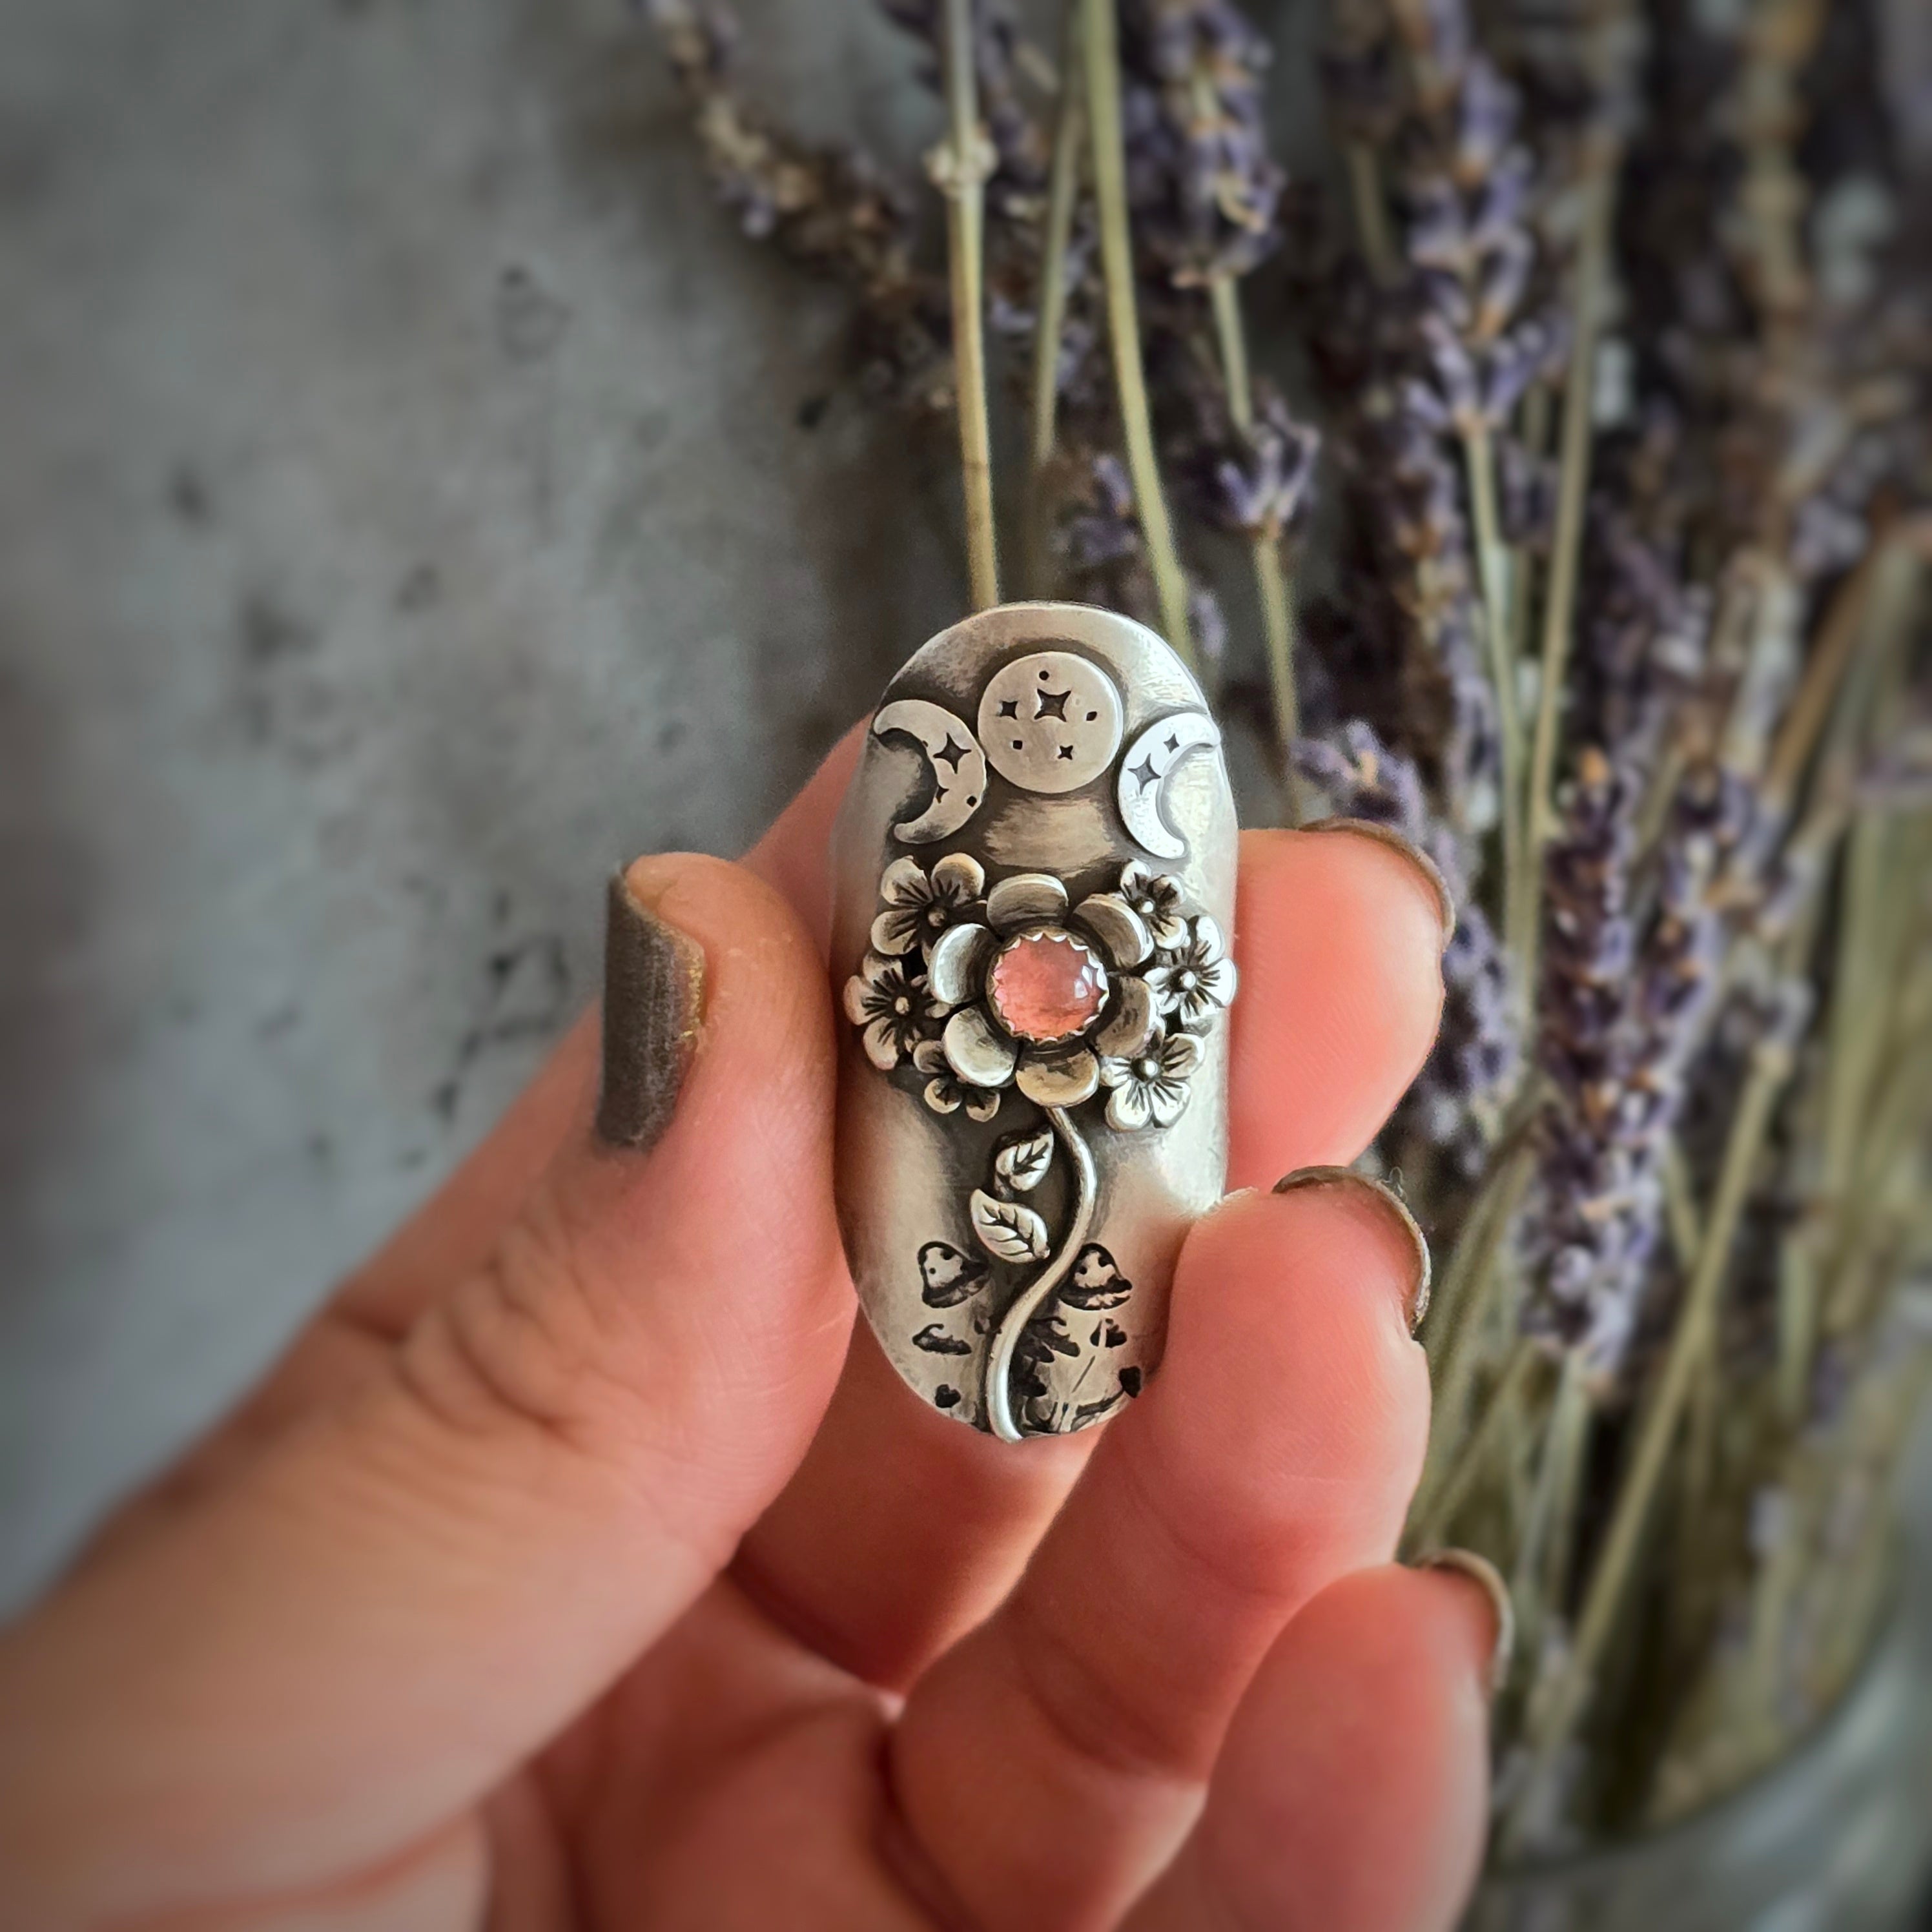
[869,852,987,957]
[1117,861,1191,950]
[1144,915,1238,1029]
[843,952,941,1071]
[912,1036,1002,1122]
[1100,1028,1205,1131]
[922,870,1162,1110]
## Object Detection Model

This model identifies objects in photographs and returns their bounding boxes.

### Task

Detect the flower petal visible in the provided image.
[1161,1029,1204,1078]
[931,851,986,902]
[1200,955,1238,1006]
[843,974,875,1027]
[1106,1082,1154,1131]
[1074,892,1153,969]
[923,1077,962,1115]
[862,1016,903,1071]
[987,872,1069,932]
[879,856,930,907]
[1149,1080,1189,1127]
[944,1005,1020,1088]
[912,1037,948,1075]
[1094,976,1156,1058]
[927,921,997,1009]
[870,906,924,956]
[1119,860,1155,898]
[1191,913,1228,963]
[1147,910,1190,951]
[1017,1047,1100,1107]
[964,1087,1002,1123]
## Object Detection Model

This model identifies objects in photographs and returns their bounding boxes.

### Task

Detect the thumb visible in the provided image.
[0,854,852,1923]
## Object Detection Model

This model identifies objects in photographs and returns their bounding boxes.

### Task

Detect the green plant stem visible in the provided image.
[1827,1003,1932,1339]
[1408,1334,1539,1548]
[1415,1138,1539,1510]
[1344,139,1398,286]
[1506,1030,1797,1849]
[1081,0,1194,664]
[1025,2,1085,596]
[1505,386,1547,686]
[1763,540,1881,816]
[938,0,998,609]
[1775,1225,1820,1424]
[1461,422,1525,956]
[1516,159,1616,976]
[1207,271,1251,424]
[1208,273,1302,819]
[1817,539,1924,1200]
[1661,1139,1703,1272]
[1512,1348,1590,1669]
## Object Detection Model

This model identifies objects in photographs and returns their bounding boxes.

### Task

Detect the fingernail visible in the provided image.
[1298,817,1457,951]
[595,868,706,1151]
[1412,1547,1515,1698]
[1273,1166,1433,1330]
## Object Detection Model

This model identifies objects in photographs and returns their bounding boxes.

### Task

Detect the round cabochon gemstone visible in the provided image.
[988,930,1109,1043]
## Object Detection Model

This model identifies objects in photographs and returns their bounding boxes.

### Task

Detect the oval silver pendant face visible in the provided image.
[832,603,1237,1440]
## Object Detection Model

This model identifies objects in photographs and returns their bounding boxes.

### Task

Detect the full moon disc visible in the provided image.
[977,651,1125,796]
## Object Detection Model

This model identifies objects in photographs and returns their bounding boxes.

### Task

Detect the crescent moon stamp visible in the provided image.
[1118,712,1224,860]
[871,698,991,843]
[830,603,1238,1441]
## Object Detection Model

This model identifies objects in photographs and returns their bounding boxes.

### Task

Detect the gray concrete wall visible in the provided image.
[0,0,967,1605]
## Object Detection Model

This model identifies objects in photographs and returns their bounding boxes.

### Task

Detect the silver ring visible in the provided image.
[833,603,1238,1441]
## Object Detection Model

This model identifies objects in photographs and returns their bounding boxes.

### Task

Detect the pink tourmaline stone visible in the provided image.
[988,930,1108,1043]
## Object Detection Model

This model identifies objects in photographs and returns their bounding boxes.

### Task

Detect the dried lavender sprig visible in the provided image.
[1519,747,1652,1369]
[1120,0,1286,288]
[1394,5,1578,952]
[1191,340,1320,807]
[1294,254,1504,844]
[641,0,953,412]
[1115,0,1316,794]
[1507,978,1813,1851]
[879,0,1045,201]
[1519,134,1620,962]
[1519,731,1731,1379]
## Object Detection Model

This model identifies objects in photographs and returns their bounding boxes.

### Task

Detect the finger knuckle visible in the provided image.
[395,1194,621,1450]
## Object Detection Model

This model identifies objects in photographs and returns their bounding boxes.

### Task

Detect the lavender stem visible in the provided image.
[1343,140,1398,287]
[1209,272,1302,818]
[938,0,1000,608]
[1408,1331,1538,1548]
[1081,0,1195,664]
[1027,2,1085,527]
[1415,1135,1539,1506]
[1519,156,1618,976]
[1512,1348,1590,1677]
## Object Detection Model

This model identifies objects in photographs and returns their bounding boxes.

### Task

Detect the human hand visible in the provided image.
[0,732,1502,1931]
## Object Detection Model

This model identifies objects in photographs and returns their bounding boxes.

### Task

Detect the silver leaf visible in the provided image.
[994,1125,1055,1193]
[970,1188,1051,1264]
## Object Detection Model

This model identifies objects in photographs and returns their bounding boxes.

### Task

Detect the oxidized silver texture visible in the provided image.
[832,603,1237,1441]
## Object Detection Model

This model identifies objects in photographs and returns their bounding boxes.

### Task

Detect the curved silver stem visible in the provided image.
[983,1105,1096,1443]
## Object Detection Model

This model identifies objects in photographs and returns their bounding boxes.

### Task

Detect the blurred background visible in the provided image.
[0,0,989,1608]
